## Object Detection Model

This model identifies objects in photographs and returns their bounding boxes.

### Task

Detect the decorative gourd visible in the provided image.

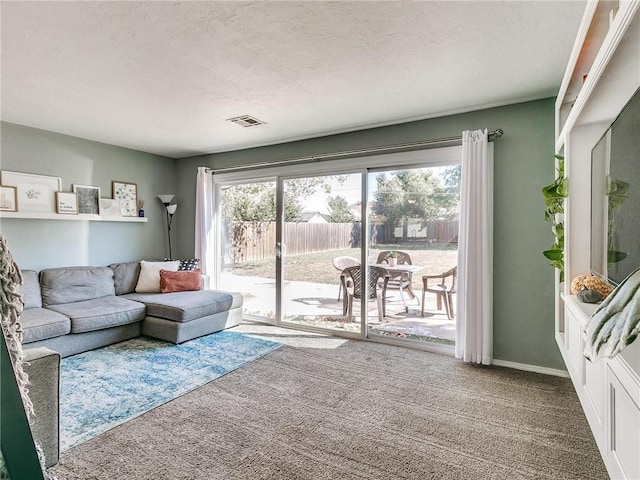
[571,274,613,298]
[577,287,604,304]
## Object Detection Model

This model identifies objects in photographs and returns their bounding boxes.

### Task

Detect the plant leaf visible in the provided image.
[557,178,568,197]
[608,250,628,264]
[552,223,564,240]
[550,259,564,270]
[543,249,563,261]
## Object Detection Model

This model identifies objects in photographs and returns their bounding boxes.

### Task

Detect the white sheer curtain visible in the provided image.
[195,167,214,278]
[456,130,493,365]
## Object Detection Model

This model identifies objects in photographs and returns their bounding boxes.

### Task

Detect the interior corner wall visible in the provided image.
[0,122,177,270]
[175,98,562,370]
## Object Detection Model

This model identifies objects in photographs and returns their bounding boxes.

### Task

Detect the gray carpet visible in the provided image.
[50,328,608,480]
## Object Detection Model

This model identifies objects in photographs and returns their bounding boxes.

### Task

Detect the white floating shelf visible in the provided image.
[0,211,148,222]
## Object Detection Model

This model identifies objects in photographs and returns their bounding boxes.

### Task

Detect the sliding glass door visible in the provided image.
[366,165,460,346]
[213,145,461,349]
[217,180,277,322]
[279,172,364,334]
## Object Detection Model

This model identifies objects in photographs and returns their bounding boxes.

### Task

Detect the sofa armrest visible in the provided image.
[23,347,60,468]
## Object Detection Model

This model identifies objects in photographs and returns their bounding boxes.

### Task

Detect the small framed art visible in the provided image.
[99,198,121,217]
[112,181,138,217]
[0,171,61,213]
[56,192,78,215]
[0,186,18,212]
[73,184,101,215]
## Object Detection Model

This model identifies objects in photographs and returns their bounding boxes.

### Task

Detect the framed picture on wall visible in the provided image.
[0,171,61,213]
[0,186,18,212]
[112,181,137,217]
[99,198,121,217]
[73,184,101,215]
[55,192,78,215]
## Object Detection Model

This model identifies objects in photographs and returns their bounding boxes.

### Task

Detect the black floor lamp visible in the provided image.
[157,195,178,259]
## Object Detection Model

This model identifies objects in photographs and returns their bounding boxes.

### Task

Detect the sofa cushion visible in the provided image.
[20,270,42,309]
[123,290,241,323]
[109,261,141,295]
[40,267,116,306]
[21,308,71,343]
[160,269,202,293]
[135,260,180,293]
[46,296,146,334]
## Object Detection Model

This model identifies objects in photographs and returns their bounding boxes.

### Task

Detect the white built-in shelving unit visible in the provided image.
[555,1,640,478]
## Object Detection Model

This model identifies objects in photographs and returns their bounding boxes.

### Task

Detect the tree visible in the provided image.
[221,176,348,262]
[221,182,277,222]
[371,169,459,241]
[443,165,461,193]
[221,176,347,223]
[326,196,355,223]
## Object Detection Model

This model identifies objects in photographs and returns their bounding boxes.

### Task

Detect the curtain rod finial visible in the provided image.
[490,129,504,139]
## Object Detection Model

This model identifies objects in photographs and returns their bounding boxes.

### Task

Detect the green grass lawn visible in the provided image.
[226,244,458,290]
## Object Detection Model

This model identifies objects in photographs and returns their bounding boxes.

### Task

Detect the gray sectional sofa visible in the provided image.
[18,261,242,469]
[21,261,243,358]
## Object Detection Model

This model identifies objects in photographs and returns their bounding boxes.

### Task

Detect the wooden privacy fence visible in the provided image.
[225,220,458,263]
[373,219,458,245]
[422,219,459,243]
[225,221,354,263]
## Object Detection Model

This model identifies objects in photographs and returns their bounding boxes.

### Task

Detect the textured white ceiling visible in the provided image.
[1,1,586,159]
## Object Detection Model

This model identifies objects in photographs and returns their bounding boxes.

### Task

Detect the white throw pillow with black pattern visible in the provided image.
[178,259,200,271]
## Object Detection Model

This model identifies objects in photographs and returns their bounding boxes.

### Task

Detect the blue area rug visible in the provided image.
[59,331,282,451]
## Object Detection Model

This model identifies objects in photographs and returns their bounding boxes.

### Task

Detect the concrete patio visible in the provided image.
[220,274,455,345]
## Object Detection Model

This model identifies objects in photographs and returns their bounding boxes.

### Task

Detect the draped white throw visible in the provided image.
[195,167,214,277]
[456,130,493,365]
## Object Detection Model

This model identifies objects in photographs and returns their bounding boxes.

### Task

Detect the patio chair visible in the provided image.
[341,265,389,322]
[376,250,417,303]
[421,266,457,319]
[332,255,360,300]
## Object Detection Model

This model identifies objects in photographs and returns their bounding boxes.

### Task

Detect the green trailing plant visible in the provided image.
[542,155,568,282]
[606,176,629,265]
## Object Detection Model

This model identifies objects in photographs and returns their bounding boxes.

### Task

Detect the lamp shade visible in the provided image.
[157,194,175,204]
[166,204,178,215]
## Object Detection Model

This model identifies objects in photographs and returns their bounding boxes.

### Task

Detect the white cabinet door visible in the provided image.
[606,365,640,480]
[581,338,605,438]
[564,307,583,380]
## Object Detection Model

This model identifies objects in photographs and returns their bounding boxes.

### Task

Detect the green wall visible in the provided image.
[1,98,562,370]
[175,98,562,369]
[0,122,176,270]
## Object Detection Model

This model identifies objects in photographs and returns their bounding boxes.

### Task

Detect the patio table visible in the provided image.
[372,263,424,312]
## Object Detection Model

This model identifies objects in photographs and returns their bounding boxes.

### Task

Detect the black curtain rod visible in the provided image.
[208,128,503,174]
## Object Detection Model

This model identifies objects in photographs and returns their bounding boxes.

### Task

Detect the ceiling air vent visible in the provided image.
[226,115,267,128]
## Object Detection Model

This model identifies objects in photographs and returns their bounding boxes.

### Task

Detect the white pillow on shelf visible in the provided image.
[135,260,180,293]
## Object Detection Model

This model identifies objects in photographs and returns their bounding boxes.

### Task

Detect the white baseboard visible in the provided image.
[492,359,570,378]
